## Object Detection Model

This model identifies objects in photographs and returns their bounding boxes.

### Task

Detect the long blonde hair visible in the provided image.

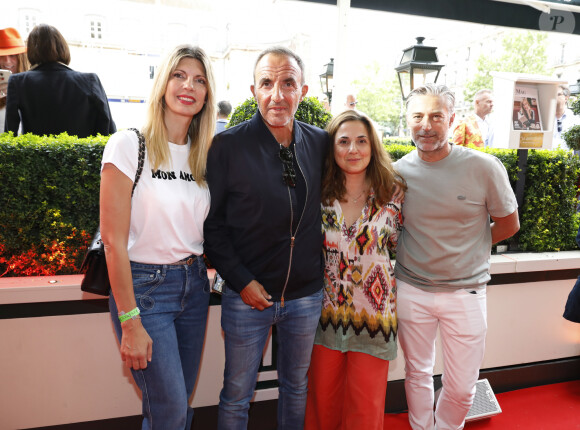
[0,53,29,110]
[142,45,216,186]
[15,52,29,73]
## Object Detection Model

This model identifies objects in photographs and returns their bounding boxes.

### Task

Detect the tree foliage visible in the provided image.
[352,61,403,132]
[227,96,331,129]
[563,98,580,150]
[464,31,548,102]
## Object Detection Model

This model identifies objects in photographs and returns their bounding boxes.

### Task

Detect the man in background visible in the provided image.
[553,85,580,151]
[344,93,358,110]
[215,100,232,134]
[452,89,494,147]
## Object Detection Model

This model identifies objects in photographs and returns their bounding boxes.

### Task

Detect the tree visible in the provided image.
[563,97,580,150]
[352,62,403,134]
[464,30,548,102]
[228,96,331,129]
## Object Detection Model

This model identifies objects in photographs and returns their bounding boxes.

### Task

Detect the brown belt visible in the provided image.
[167,256,197,266]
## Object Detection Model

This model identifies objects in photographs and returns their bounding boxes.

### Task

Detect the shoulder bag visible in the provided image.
[80,128,146,296]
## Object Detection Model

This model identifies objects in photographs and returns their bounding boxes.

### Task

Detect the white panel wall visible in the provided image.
[1,252,580,429]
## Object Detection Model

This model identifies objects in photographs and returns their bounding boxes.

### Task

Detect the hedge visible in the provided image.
[386,144,580,252]
[1,133,579,276]
[228,96,331,130]
[0,132,105,276]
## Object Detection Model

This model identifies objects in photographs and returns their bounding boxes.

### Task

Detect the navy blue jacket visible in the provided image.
[204,112,328,301]
[5,62,116,137]
[563,226,580,323]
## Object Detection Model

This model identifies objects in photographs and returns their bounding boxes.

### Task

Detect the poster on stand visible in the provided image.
[512,85,542,131]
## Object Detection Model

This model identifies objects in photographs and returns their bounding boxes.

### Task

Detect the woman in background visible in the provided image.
[305,110,405,430]
[5,24,115,137]
[518,97,537,130]
[100,44,216,430]
[0,27,29,132]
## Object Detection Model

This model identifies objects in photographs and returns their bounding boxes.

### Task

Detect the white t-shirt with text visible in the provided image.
[101,129,210,264]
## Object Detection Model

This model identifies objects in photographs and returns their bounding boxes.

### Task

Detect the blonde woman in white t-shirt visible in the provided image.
[100,44,216,430]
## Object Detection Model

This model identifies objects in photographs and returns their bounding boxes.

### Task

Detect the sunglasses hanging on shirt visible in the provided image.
[279,145,296,188]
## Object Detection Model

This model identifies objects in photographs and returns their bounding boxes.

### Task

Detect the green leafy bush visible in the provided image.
[517,149,580,251]
[563,126,580,151]
[227,98,258,129]
[563,98,580,151]
[383,145,520,182]
[570,97,580,115]
[384,137,413,146]
[383,144,414,162]
[0,132,107,276]
[228,96,331,129]
[1,129,579,276]
[383,145,578,252]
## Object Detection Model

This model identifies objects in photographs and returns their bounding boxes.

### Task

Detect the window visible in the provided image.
[90,20,102,40]
[18,9,39,36]
[85,15,105,41]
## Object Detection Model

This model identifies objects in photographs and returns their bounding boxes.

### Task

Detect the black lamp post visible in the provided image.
[320,58,334,104]
[395,37,444,100]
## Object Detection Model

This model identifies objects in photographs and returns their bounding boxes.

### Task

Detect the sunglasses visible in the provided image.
[557,119,562,133]
[279,146,296,188]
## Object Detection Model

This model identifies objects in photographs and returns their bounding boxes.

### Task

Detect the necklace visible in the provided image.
[346,189,366,203]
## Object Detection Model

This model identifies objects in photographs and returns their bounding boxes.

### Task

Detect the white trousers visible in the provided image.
[396,279,487,430]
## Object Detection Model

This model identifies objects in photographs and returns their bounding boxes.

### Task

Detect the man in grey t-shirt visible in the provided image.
[394,84,519,430]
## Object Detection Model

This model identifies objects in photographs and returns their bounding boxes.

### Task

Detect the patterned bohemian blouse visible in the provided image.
[314,190,402,361]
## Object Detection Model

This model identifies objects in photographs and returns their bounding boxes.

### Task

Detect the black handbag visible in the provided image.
[80,128,146,296]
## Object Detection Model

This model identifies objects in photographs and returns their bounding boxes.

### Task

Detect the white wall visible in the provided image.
[1,252,580,429]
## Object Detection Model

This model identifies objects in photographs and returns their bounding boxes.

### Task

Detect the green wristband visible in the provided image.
[118,307,140,323]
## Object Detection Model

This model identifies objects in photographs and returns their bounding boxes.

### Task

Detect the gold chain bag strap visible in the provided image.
[80,129,146,296]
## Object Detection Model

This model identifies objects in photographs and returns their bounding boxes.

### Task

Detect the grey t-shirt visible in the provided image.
[394,145,517,291]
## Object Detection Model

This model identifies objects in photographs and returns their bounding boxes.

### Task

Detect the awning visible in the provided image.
[296,0,580,35]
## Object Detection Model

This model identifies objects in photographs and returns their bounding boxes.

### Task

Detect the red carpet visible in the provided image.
[384,380,580,429]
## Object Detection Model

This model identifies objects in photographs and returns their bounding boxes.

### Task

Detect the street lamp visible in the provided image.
[320,58,334,104]
[395,37,444,100]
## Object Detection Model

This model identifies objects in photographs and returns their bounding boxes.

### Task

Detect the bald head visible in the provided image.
[345,94,357,109]
[474,89,493,119]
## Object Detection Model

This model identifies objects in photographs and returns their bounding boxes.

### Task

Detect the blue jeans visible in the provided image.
[217,287,323,430]
[109,256,210,430]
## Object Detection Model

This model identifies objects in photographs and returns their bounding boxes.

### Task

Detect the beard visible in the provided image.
[413,133,448,152]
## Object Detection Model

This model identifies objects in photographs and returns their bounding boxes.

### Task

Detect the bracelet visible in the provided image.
[118,307,140,323]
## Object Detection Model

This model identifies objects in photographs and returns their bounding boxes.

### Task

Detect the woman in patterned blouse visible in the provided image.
[305,110,406,430]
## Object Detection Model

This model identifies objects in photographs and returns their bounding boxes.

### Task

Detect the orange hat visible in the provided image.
[0,28,26,56]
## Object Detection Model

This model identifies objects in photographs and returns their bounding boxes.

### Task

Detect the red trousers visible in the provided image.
[304,345,390,430]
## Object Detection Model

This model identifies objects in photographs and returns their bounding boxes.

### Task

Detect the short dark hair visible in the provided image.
[253,46,305,85]
[27,24,71,66]
[217,100,232,117]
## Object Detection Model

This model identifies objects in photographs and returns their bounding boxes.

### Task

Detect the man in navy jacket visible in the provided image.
[204,46,328,430]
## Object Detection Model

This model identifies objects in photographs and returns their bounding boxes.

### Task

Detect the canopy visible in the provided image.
[297,0,580,35]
